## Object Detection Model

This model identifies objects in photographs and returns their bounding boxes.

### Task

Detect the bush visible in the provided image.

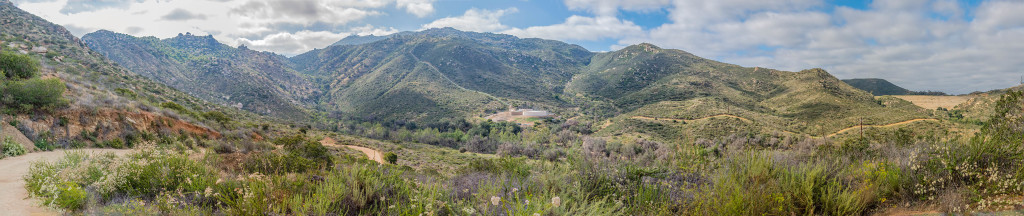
[243,140,333,174]
[97,139,124,149]
[3,78,67,111]
[2,136,27,158]
[114,88,137,98]
[25,149,220,211]
[242,151,317,174]
[0,51,38,80]
[160,102,190,116]
[384,152,398,164]
[204,111,231,125]
[34,135,54,151]
[691,152,882,215]
[54,182,88,211]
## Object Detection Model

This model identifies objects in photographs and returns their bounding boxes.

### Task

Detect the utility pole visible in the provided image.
[859,117,864,141]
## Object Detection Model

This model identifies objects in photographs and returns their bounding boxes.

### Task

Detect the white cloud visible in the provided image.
[564,0,670,16]
[351,24,399,36]
[236,30,349,56]
[233,24,401,56]
[503,16,644,41]
[162,8,207,21]
[228,0,383,26]
[397,0,435,17]
[618,0,1024,93]
[421,8,517,32]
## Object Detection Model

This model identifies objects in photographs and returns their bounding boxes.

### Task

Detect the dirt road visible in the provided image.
[0,149,131,216]
[827,119,938,137]
[320,137,384,164]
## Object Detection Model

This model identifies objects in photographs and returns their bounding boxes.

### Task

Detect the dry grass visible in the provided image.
[890,95,974,110]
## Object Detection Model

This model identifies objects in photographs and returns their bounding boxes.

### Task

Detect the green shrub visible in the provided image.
[692,152,879,215]
[54,181,88,211]
[0,51,38,80]
[287,141,332,167]
[121,151,219,197]
[2,78,67,111]
[2,136,27,158]
[97,139,124,149]
[244,141,333,174]
[160,102,188,113]
[384,152,397,164]
[34,136,54,151]
[463,157,531,179]
[203,111,231,125]
[242,152,314,174]
[25,149,220,211]
[114,88,137,98]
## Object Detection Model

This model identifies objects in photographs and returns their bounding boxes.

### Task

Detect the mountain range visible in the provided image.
[82,30,317,120]
[83,28,931,137]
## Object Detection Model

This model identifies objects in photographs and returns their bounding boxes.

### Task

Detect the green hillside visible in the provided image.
[842,78,912,96]
[82,30,316,120]
[568,44,928,139]
[292,28,594,122]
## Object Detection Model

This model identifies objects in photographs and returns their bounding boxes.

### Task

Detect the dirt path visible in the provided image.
[319,137,384,164]
[827,119,938,137]
[631,114,753,124]
[0,149,131,216]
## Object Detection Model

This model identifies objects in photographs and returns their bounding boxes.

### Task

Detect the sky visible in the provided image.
[10,0,1024,94]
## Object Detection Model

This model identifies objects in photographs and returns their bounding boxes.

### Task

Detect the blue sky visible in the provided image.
[11,0,1024,94]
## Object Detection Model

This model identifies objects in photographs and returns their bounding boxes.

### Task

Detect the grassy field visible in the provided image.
[890,95,975,110]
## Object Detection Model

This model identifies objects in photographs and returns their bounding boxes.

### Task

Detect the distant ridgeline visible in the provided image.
[842,78,947,96]
[85,27,935,137]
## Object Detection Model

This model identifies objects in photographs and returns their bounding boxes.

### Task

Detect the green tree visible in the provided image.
[384,152,398,164]
[0,51,38,80]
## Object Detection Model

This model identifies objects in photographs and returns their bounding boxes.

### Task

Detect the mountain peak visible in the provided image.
[842,78,912,96]
[172,32,216,40]
[636,43,661,50]
[165,32,224,50]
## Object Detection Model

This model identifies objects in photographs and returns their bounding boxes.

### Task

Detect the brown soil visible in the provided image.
[12,108,220,145]
[319,137,384,164]
[0,149,131,216]
[1,125,36,152]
